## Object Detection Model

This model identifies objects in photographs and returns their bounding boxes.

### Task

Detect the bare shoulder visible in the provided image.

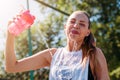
[49,48,58,55]
[95,47,106,61]
[94,47,110,80]
[38,48,57,55]
[43,48,57,64]
[95,47,107,69]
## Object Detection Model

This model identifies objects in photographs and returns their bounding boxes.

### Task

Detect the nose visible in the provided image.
[73,22,79,29]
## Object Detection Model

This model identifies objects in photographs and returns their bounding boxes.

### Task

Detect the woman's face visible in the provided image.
[64,11,90,42]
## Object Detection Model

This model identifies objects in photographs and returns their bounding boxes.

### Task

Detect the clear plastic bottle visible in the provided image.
[8,10,35,36]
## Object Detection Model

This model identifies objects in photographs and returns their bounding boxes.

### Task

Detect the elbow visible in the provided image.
[5,66,16,73]
[5,61,18,73]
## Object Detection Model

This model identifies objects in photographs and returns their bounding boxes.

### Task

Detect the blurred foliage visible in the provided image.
[0,0,120,79]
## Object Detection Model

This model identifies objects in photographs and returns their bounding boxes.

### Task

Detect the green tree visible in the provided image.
[35,0,120,79]
[1,0,120,79]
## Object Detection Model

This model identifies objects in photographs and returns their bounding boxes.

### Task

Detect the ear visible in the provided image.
[86,29,90,36]
[64,24,66,29]
[64,24,67,35]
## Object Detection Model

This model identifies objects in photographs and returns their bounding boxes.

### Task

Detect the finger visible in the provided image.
[7,20,13,26]
[7,17,16,26]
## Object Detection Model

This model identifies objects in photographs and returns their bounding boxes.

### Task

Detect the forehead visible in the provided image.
[68,12,89,23]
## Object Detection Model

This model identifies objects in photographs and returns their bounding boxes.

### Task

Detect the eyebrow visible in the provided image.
[79,21,85,23]
[70,18,86,23]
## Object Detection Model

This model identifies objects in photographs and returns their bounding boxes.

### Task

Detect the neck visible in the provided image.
[66,39,83,52]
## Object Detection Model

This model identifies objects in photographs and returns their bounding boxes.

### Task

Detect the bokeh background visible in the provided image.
[0,0,120,80]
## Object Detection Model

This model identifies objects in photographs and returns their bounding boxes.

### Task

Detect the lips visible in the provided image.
[71,30,79,34]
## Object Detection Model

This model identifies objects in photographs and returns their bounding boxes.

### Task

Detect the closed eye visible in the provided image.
[79,23,85,27]
[70,20,75,24]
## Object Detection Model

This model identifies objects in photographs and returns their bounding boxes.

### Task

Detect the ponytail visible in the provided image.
[81,12,96,60]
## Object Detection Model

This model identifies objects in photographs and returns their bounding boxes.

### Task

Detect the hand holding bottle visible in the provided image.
[8,10,35,36]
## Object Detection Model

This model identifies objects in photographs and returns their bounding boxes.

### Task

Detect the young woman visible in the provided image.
[5,10,110,80]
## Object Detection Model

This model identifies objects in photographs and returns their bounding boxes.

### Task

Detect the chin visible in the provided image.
[69,35,78,41]
[70,33,78,38]
[69,34,83,42]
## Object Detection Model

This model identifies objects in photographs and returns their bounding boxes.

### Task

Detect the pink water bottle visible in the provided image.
[8,10,35,36]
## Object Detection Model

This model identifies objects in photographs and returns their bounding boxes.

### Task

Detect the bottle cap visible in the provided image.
[21,10,35,24]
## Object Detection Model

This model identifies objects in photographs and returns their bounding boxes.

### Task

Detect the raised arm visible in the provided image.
[4,31,56,73]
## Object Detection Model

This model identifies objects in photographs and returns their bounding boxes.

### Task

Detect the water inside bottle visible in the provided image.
[8,10,35,36]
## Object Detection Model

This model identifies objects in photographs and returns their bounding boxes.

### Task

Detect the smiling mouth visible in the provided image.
[71,30,79,34]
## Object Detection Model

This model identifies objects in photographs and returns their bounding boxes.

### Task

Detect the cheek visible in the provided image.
[65,28,70,37]
[80,29,89,36]
[65,25,72,34]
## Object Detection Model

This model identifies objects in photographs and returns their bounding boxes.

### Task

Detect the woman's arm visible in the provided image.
[95,48,110,80]
[4,31,57,73]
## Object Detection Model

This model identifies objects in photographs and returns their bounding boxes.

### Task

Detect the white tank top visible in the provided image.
[49,48,89,80]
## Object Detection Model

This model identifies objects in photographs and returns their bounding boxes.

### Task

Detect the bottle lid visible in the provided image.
[21,10,35,24]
